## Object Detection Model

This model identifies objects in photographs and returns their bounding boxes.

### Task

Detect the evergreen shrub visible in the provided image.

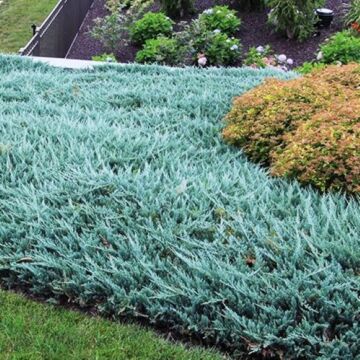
[266,0,325,41]
[223,63,360,194]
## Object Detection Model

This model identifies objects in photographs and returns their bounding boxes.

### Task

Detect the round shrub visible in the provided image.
[223,63,360,194]
[319,30,360,64]
[201,32,241,66]
[135,37,182,65]
[271,100,360,193]
[174,17,242,66]
[199,6,241,35]
[129,12,174,45]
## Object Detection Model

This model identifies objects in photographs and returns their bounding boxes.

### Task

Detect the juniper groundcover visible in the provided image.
[0,56,359,359]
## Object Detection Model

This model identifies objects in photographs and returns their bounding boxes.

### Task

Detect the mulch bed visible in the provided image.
[68,0,349,66]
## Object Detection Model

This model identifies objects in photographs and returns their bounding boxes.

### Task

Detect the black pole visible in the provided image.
[31,24,37,36]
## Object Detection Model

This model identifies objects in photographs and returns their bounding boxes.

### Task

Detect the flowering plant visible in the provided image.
[175,19,242,66]
[199,6,241,35]
[204,33,241,65]
[244,45,294,71]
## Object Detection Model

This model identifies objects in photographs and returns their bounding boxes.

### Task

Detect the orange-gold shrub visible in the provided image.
[222,64,360,194]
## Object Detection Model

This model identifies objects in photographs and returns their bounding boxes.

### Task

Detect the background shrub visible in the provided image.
[159,0,194,18]
[175,19,242,66]
[129,12,173,45]
[90,14,124,53]
[199,6,241,35]
[203,33,241,66]
[319,30,360,64]
[266,0,325,41]
[223,64,360,194]
[295,61,326,74]
[135,37,182,65]
[92,53,117,62]
[106,0,154,14]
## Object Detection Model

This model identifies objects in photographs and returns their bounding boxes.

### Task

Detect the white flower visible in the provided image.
[198,56,207,67]
[203,9,213,15]
[277,54,287,63]
[230,44,239,51]
[213,29,221,34]
[226,39,231,43]
[286,58,294,65]
[316,51,323,61]
[256,46,265,53]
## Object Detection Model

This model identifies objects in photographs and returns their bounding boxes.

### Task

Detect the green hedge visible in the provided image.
[0,56,359,359]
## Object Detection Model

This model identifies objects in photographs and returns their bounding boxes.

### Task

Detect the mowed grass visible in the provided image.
[0,290,223,360]
[0,0,58,53]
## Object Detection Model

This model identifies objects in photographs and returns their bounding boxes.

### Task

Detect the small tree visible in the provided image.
[267,0,325,41]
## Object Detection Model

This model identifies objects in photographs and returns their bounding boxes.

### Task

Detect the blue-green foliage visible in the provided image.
[0,56,359,359]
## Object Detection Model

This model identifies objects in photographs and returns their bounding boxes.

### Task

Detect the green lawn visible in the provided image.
[0,290,223,360]
[0,0,58,53]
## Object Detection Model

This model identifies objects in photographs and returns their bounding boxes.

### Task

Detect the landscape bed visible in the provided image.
[68,0,349,66]
[0,56,359,359]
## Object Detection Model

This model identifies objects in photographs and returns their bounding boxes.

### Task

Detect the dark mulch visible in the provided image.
[67,0,349,66]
